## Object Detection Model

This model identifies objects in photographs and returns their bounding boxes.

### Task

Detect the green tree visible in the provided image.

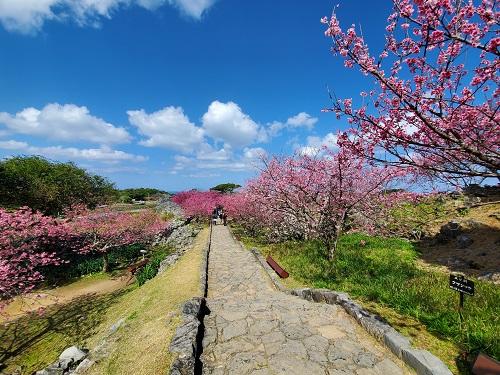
[0,156,117,215]
[210,183,241,194]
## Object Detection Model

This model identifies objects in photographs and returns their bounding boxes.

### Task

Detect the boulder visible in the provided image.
[59,346,87,364]
[438,221,461,243]
[456,234,473,248]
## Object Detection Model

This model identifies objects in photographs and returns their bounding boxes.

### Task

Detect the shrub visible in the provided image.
[135,245,173,286]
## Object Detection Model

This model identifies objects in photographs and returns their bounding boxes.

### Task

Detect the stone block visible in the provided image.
[311,289,330,302]
[359,316,390,340]
[321,290,338,305]
[401,348,453,375]
[384,329,411,358]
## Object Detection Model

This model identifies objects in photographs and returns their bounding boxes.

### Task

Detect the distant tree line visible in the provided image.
[118,188,168,203]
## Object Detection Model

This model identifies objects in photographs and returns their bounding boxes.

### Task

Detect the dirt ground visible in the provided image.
[418,202,500,281]
[0,274,129,323]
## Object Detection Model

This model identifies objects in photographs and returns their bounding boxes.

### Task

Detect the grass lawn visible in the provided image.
[234,227,499,375]
[0,227,207,375]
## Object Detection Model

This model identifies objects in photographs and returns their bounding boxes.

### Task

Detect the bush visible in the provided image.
[135,245,174,286]
[42,244,146,285]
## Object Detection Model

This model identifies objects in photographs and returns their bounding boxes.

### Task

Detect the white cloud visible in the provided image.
[196,143,231,161]
[128,106,205,152]
[297,132,338,156]
[0,0,216,34]
[172,145,265,173]
[0,103,131,144]
[202,101,263,149]
[167,0,215,18]
[286,112,318,129]
[243,146,266,160]
[0,140,147,163]
[187,172,220,178]
[268,112,318,137]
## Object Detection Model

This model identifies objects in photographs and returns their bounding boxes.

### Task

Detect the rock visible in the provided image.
[158,254,180,274]
[181,297,204,317]
[109,318,125,334]
[312,289,330,302]
[456,234,473,248]
[438,221,461,242]
[353,352,377,368]
[59,346,87,363]
[291,288,313,301]
[73,358,94,374]
[478,272,500,284]
[401,349,452,375]
[36,368,64,375]
[57,346,88,371]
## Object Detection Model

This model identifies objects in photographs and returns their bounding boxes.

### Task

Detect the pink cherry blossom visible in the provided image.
[322,0,499,184]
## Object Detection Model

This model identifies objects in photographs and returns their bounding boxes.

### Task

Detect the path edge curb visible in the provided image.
[239,240,452,375]
[169,224,212,375]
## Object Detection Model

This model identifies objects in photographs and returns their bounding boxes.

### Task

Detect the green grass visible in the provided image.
[235,228,499,373]
[0,288,132,374]
[135,244,175,286]
[0,230,207,375]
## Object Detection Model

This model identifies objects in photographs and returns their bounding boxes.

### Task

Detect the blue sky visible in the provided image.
[0,0,393,191]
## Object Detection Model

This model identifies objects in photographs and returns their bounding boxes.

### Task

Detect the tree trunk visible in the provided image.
[102,253,109,273]
[328,237,339,261]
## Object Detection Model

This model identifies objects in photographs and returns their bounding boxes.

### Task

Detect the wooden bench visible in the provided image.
[472,353,500,375]
[266,256,289,278]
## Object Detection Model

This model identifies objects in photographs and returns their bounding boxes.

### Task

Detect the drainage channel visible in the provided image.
[194,220,213,374]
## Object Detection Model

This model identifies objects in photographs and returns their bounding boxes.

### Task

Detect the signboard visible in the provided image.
[449,274,474,296]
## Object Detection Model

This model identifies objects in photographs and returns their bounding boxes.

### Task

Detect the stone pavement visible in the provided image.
[201,225,411,375]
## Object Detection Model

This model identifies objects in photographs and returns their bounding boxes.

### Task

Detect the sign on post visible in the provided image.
[449,274,475,296]
[449,274,474,323]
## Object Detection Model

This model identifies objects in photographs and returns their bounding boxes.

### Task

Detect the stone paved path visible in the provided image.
[201,225,410,375]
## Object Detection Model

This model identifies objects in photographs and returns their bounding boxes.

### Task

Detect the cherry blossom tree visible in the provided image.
[172,190,223,219]
[322,0,499,184]
[69,208,168,272]
[0,207,72,308]
[244,149,408,259]
[220,191,268,235]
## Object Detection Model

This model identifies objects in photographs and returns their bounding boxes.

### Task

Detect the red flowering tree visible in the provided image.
[245,149,409,259]
[172,190,223,219]
[220,191,268,235]
[0,207,72,308]
[70,208,168,272]
[322,0,499,184]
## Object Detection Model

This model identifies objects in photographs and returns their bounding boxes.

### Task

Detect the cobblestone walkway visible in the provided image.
[201,225,410,375]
